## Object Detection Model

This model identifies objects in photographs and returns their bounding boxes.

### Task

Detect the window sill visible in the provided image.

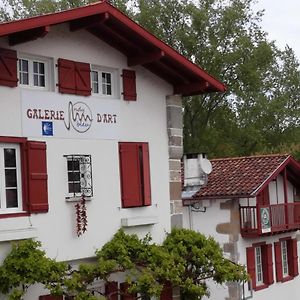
[0,227,38,242]
[254,283,269,291]
[281,276,294,283]
[65,196,92,202]
[0,212,30,219]
[121,216,158,227]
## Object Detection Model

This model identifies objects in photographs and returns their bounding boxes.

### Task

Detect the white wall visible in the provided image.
[0,21,173,270]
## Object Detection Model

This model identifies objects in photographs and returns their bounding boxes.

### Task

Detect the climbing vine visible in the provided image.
[0,229,248,300]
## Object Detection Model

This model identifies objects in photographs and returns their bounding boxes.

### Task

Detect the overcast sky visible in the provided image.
[254,0,300,61]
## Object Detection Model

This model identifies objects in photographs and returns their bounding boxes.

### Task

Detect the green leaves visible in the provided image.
[0,230,247,299]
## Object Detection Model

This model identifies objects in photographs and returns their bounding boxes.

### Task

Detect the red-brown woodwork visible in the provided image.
[274,241,283,282]
[105,281,118,300]
[160,282,172,300]
[120,282,136,300]
[122,69,136,101]
[246,247,256,290]
[39,296,63,300]
[119,142,151,208]
[288,239,299,277]
[27,141,48,213]
[57,58,91,96]
[0,48,18,87]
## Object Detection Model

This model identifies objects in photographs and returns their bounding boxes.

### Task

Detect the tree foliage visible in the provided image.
[0,0,299,159]
[0,229,247,300]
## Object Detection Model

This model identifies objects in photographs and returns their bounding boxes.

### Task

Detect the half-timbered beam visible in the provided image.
[69,13,109,31]
[127,50,165,66]
[9,26,50,46]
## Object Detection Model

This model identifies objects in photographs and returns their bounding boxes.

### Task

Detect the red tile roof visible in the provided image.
[183,154,300,203]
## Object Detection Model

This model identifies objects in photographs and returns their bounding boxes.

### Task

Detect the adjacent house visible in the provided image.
[0,1,226,299]
[182,154,300,300]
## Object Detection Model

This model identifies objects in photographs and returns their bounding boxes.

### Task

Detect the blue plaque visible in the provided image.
[42,121,53,136]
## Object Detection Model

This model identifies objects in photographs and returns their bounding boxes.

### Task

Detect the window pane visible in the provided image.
[22,73,29,85]
[39,62,45,74]
[68,160,80,171]
[107,85,112,95]
[68,171,80,182]
[69,182,81,194]
[4,148,16,167]
[5,169,17,187]
[33,61,38,73]
[20,59,28,72]
[6,189,18,208]
[34,74,39,86]
[40,75,45,87]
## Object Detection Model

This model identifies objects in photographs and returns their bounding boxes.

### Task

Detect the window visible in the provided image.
[18,57,48,89]
[274,238,299,282]
[255,246,263,285]
[246,243,274,291]
[91,67,116,97]
[0,144,22,212]
[0,138,48,217]
[65,155,93,199]
[119,142,151,208]
[281,241,289,277]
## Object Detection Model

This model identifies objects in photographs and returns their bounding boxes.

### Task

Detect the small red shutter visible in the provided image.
[0,48,18,87]
[122,69,136,101]
[262,244,274,285]
[246,247,256,290]
[142,143,151,206]
[57,58,76,94]
[75,61,91,96]
[105,281,118,300]
[119,143,142,208]
[274,241,283,282]
[39,296,63,300]
[27,141,48,213]
[120,282,136,300]
[160,282,172,300]
[288,239,299,277]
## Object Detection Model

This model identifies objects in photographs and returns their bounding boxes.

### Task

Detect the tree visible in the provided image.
[1,0,299,159]
[0,229,247,300]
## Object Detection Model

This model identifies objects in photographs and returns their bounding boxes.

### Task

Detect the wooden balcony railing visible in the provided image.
[240,202,300,237]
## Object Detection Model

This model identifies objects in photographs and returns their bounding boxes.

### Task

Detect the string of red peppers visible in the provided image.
[75,195,88,237]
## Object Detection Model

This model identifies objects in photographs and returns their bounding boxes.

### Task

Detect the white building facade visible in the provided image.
[0,2,226,299]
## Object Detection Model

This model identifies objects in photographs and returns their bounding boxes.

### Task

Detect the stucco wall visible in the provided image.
[0,21,173,269]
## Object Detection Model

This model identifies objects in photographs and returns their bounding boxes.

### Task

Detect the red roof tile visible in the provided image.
[185,154,296,201]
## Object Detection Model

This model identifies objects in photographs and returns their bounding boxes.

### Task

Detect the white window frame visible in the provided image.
[0,144,23,213]
[91,66,119,99]
[255,246,264,285]
[281,240,289,277]
[18,54,53,91]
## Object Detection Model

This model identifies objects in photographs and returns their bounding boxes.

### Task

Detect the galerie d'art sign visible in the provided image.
[21,90,120,139]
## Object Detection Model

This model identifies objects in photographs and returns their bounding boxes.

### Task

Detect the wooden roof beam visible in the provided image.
[9,26,50,46]
[128,50,165,67]
[174,81,210,96]
[69,13,109,31]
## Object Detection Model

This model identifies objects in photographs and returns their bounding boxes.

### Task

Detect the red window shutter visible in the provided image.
[246,247,256,290]
[288,239,299,277]
[274,241,283,282]
[105,281,118,300]
[75,61,91,96]
[120,282,136,300]
[27,141,48,213]
[142,143,151,206]
[160,282,172,300]
[122,69,136,101]
[39,296,63,300]
[0,48,18,87]
[262,244,274,285]
[57,58,76,94]
[119,143,142,207]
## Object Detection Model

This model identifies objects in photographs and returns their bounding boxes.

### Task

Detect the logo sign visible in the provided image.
[42,121,53,136]
[22,90,120,140]
[260,207,271,233]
